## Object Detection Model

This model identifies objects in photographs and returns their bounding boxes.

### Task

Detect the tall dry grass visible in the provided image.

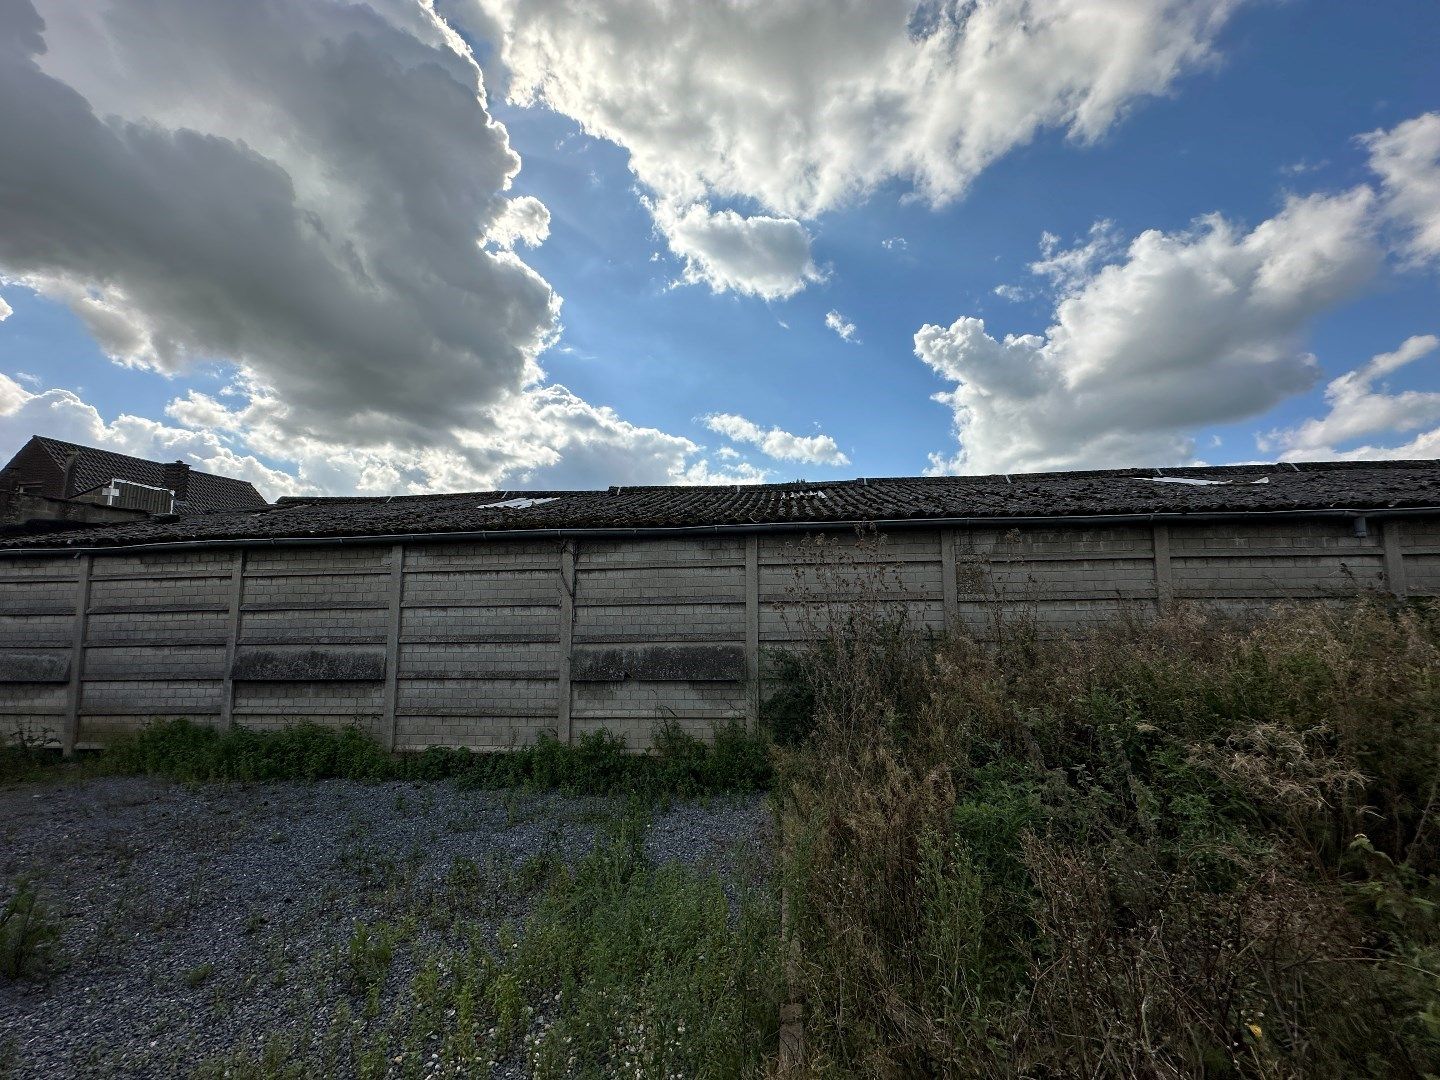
[771,534,1440,1077]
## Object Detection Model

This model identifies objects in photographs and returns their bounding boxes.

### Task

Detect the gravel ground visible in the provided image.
[0,777,770,1079]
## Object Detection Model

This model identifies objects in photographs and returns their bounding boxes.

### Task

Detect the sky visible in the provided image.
[0,0,1436,499]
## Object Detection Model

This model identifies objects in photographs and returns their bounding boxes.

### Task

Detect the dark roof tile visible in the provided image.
[4,460,1438,551]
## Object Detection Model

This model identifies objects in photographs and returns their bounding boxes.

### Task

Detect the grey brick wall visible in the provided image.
[0,515,1429,752]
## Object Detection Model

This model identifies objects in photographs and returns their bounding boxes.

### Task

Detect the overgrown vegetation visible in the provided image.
[3,718,771,797]
[195,806,781,1078]
[0,876,61,981]
[772,550,1440,1076]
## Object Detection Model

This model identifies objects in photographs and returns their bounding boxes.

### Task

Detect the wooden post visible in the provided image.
[1153,523,1174,611]
[1382,520,1407,600]
[62,554,92,757]
[745,534,760,728]
[382,543,405,751]
[219,548,245,731]
[557,541,576,744]
[939,528,958,637]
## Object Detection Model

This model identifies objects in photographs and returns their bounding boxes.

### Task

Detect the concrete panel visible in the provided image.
[80,680,224,716]
[88,610,230,646]
[402,569,557,607]
[396,677,556,717]
[573,602,743,643]
[0,614,71,648]
[398,641,559,679]
[241,608,389,644]
[84,645,226,681]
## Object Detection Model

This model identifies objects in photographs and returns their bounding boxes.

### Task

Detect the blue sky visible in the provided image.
[0,0,1437,497]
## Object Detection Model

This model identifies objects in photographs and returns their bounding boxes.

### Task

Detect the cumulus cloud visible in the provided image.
[882,237,907,251]
[3,0,557,444]
[1364,112,1440,266]
[916,188,1381,474]
[0,294,11,322]
[468,0,1241,294]
[702,412,850,466]
[650,201,820,300]
[1258,335,1440,460]
[0,0,746,494]
[825,310,859,343]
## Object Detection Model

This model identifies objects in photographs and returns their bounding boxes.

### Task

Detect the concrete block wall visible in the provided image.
[0,516,1430,752]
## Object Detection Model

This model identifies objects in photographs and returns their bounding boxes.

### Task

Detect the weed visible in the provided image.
[0,877,60,981]
[182,962,215,989]
[775,592,1440,1076]
[343,921,395,995]
[13,717,773,798]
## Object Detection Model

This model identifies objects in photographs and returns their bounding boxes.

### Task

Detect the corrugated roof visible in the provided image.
[4,460,1438,551]
[30,436,267,513]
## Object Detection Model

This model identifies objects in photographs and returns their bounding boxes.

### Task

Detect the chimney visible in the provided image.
[161,460,190,500]
[60,451,79,498]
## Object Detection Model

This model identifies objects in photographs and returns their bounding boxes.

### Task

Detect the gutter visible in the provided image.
[3,505,1440,558]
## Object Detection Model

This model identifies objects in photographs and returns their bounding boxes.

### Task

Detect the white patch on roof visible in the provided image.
[1140,476,1230,486]
[782,490,829,499]
[476,497,557,510]
[1139,475,1274,487]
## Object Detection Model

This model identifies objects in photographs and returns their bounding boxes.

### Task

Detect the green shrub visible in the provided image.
[0,877,61,981]
[85,718,772,797]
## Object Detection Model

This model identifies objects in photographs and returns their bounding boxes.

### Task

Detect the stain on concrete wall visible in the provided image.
[571,644,746,682]
[232,647,386,682]
[0,650,70,683]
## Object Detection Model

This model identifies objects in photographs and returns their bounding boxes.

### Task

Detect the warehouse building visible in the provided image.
[1,459,1437,754]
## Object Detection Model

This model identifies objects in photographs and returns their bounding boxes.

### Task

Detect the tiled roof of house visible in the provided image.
[29,437,267,513]
[4,460,1439,551]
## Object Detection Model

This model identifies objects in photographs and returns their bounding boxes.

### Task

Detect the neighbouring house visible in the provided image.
[0,435,268,532]
[0,458,1436,754]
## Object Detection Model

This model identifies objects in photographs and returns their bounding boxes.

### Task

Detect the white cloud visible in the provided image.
[702,412,850,466]
[825,310,859,343]
[0,0,753,495]
[3,0,557,448]
[1364,112,1440,266]
[468,0,1242,294]
[992,283,1029,302]
[485,194,551,249]
[0,294,11,321]
[916,188,1381,474]
[1259,335,1440,460]
[1029,220,1122,294]
[882,236,907,251]
[650,201,820,300]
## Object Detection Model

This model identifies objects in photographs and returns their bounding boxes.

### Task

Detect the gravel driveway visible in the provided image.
[0,777,770,1078]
